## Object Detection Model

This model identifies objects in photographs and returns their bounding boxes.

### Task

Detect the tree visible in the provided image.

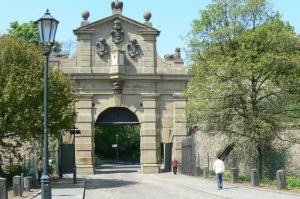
[185,0,300,179]
[7,21,62,52]
[0,35,75,154]
[94,125,140,162]
[8,21,39,46]
[62,37,77,57]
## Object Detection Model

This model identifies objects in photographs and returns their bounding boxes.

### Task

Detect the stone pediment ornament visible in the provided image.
[111,18,124,44]
[164,47,182,60]
[127,39,139,58]
[96,38,108,56]
[111,80,123,94]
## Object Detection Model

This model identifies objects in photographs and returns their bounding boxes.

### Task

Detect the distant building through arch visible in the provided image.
[50,1,189,174]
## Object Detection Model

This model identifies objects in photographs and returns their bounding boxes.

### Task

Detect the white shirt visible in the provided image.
[213,159,225,174]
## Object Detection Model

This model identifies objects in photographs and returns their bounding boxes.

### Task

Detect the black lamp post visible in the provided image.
[36,9,59,199]
[70,112,80,184]
[116,134,119,162]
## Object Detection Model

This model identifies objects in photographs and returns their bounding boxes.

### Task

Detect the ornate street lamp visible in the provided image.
[36,9,59,199]
[36,9,59,46]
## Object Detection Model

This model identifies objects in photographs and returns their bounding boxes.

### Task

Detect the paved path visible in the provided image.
[31,177,85,199]
[84,163,300,199]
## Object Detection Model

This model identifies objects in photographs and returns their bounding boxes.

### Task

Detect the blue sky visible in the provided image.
[0,0,299,62]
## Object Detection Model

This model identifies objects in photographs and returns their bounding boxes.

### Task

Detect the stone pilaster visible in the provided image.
[75,94,95,175]
[73,29,94,73]
[140,93,160,173]
[140,31,159,74]
[173,93,187,162]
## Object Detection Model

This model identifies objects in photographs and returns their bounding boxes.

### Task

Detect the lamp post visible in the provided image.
[70,112,79,184]
[116,134,119,162]
[36,9,59,199]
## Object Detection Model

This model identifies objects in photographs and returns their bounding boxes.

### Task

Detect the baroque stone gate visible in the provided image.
[50,1,189,175]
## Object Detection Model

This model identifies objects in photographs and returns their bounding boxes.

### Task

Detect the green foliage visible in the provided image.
[196,167,203,176]
[261,178,277,185]
[7,21,62,52]
[8,21,39,46]
[223,171,231,180]
[287,176,300,189]
[94,125,140,162]
[186,0,300,178]
[260,176,300,189]
[208,170,215,176]
[238,175,251,182]
[212,173,300,189]
[48,69,76,136]
[0,36,75,152]
[262,147,288,180]
[3,163,24,176]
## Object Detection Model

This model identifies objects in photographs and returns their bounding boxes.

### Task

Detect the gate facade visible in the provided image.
[50,1,189,175]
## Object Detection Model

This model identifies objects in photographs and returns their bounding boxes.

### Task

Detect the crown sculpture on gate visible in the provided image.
[111,0,123,15]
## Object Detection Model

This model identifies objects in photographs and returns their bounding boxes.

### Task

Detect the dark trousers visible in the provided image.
[216,173,223,189]
[173,167,177,174]
[38,170,42,184]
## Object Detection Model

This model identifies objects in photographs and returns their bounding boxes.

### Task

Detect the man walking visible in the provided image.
[213,156,225,190]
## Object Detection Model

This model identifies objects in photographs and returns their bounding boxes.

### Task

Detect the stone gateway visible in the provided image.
[50,1,189,175]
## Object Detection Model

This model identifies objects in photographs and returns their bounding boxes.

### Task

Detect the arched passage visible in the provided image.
[94,107,140,169]
[95,107,139,125]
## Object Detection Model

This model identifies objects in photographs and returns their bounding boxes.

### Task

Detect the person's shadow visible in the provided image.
[221,185,239,190]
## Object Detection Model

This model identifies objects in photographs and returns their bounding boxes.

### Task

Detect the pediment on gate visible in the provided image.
[73,14,160,37]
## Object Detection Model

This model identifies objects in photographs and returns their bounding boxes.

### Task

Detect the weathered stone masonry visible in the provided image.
[50,1,189,174]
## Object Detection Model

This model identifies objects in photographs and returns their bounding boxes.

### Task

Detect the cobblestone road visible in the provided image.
[84,163,300,199]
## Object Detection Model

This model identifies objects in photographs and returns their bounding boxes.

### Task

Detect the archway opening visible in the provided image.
[94,107,140,173]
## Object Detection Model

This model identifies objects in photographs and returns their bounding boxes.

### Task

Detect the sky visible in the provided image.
[0,0,299,63]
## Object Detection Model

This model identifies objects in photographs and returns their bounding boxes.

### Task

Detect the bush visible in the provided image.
[3,163,29,176]
[258,176,300,189]
[94,126,140,161]
[224,171,231,180]
[287,176,300,189]
[262,147,288,180]
[261,178,277,185]
[238,175,250,182]
[1,163,29,186]
[196,167,203,176]
[208,170,215,176]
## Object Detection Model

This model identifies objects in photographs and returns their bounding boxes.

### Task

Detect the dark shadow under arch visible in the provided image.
[95,107,139,125]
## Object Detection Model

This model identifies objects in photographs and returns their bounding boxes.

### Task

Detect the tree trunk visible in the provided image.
[257,145,263,181]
